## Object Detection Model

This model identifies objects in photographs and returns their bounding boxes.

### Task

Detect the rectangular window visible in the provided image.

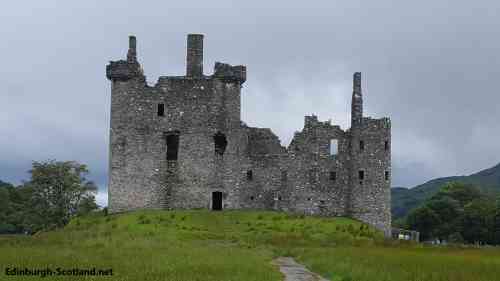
[358,170,364,180]
[214,132,227,156]
[246,170,253,181]
[385,140,389,151]
[166,134,179,160]
[157,103,165,116]
[330,139,338,155]
[385,171,390,181]
[359,140,365,151]
[329,171,336,181]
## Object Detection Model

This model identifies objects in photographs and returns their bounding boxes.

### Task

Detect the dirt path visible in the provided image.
[272,257,329,281]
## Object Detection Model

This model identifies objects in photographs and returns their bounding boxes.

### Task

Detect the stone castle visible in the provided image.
[106,34,391,235]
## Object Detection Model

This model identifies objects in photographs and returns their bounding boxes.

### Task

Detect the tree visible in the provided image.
[433,182,482,206]
[0,185,11,215]
[0,182,28,234]
[404,181,500,244]
[425,196,463,240]
[76,195,99,216]
[23,160,98,232]
[407,206,440,241]
[462,199,495,244]
[0,185,13,233]
[490,199,500,244]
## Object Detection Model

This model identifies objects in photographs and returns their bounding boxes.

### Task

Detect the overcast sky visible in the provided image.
[1,1,499,206]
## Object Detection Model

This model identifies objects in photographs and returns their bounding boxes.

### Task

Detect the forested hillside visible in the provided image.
[392,163,500,219]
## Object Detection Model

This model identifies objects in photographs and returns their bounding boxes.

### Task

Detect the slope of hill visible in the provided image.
[1,210,500,281]
[392,163,500,219]
[0,180,13,188]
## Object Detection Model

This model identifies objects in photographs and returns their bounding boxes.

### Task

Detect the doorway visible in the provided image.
[212,191,223,211]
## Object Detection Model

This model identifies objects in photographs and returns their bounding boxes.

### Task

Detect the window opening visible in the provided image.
[157,103,165,116]
[166,133,179,160]
[330,139,338,155]
[213,132,227,156]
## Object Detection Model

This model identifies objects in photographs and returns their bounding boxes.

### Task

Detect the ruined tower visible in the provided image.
[106,34,391,235]
[348,73,392,233]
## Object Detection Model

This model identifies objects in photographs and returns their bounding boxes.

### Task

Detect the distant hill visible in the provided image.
[0,180,13,188]
[392,162,500,219]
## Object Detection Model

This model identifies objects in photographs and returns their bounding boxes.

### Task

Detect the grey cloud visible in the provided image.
[1,0,499,191]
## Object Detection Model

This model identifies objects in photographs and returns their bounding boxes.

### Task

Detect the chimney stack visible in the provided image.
[127,35,137,63]
[186,34,204,77]
[351,72,363,126]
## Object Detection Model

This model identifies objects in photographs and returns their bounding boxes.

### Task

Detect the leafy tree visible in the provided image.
[0,183,27,234]
[462,199,495,244]
[404,181,500,244]
[491,200,500,244]
[407,206,440,241]
[76,195,99,216]
[433,182,482,206]
[23,160,98,232]
[0,185,11,215]
[425,196,463,240]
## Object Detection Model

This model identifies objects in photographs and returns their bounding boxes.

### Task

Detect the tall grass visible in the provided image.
[1,210,499,281]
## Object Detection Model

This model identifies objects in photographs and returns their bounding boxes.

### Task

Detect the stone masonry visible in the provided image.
[106,34,392,235]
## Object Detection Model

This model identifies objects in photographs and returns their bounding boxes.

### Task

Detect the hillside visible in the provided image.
[2,210,500,281]
[392,162,500,219]
[0,179,13,188]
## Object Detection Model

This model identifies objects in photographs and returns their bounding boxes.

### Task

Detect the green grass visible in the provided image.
[1,210,500,281]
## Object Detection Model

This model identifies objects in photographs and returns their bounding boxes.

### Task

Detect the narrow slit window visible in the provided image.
[359,140,365,151]
[358,170,365,180]
[329,171,336,181]
[385,171,390,181]
[166,134,179,160]
[157,103,165,116]
[246,170,253,181]
[385,140,389,151]
[330,139,338,155]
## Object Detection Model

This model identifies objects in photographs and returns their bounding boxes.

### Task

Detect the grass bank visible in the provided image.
[1,210,499,280]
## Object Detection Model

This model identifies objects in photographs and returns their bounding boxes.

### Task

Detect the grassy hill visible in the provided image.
[2,210,500,281]
[392,162,500,219]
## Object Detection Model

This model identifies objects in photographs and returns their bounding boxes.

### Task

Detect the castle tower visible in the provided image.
[106,34,247,213]
[348,72,391,236]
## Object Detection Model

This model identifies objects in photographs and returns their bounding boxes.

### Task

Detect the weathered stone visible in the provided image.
[105,34,392,236]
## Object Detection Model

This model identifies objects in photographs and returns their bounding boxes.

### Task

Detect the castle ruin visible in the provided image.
[106,34,391,235]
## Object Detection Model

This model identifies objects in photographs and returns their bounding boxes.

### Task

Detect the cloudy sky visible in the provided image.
[1,1,499,206]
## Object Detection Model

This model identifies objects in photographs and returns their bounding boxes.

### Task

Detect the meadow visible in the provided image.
[1,210,500,281]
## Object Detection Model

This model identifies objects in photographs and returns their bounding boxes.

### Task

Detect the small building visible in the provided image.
[392,228,420,242]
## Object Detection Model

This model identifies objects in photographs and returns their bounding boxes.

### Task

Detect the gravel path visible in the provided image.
[272,257,329,281]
